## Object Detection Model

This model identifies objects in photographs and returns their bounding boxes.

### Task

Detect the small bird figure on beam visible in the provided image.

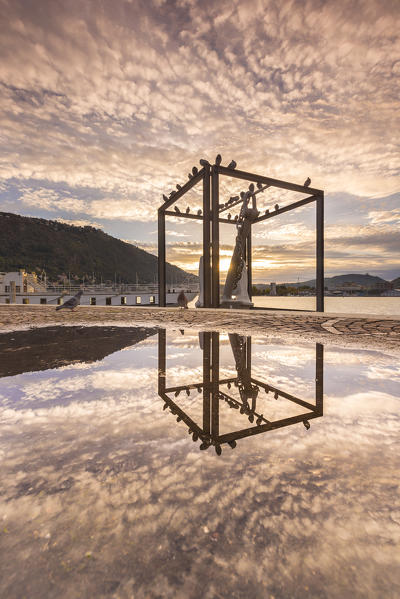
[197,209,202,216]
[174,206,181,213]
[274,204,279,211]
[192,166,198,175]
[56,290,83,311]
[199,158,209,166]
[177,290,188,309]
[304,177,311,187]
[163,194,168,202]
[176,184,182,190]
[227,213,231,220]
[265,209,269,215]
[215,154,222,166]
[227,160,237,169]
[229,196,239,203]
[257,182,264,190]
[186,206,190,214]
[188,173,193,179]
[249,183,255,192]
[169,190,176,197]
[218,203,224,210]
[234,215,238,221]
[303,420,310,430]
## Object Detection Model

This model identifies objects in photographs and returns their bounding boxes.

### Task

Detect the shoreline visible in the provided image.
[1,305,400,354]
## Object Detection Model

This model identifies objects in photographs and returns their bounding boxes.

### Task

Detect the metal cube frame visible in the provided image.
[158,164,324,311]
[158,330,324,450]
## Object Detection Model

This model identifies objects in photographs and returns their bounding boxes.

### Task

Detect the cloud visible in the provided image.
[0,0,399,279]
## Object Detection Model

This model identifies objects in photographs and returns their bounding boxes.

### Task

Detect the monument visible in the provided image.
[158,155,324,311]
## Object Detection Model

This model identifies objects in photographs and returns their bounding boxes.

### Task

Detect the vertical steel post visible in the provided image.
[211,331,220,438]
[158,208,166,307]
[203,165,211,308]
[316,192,324,312]
[246,336,251,373]
[247,228,252,301]
[202,332,211,435]
[316,343,323,414]
[158,329,166,395]
[211,166,220,307]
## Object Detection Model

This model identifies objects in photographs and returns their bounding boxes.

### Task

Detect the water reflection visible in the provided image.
[0,327,399,599]
[0,326,157,377]
[158,330,323,454]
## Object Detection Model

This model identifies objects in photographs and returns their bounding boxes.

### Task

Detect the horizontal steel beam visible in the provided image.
[217,411,320,444]
[218,165,323,195]
[251,378,317,412]
[165,210,238,225]
[255,194,317,223]
[159,167,205,211]
[165,210,203,221]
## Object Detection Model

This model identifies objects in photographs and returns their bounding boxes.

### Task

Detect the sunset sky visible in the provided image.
[0,0,399,282]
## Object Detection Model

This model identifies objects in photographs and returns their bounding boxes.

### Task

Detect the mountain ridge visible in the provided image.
[255,273,398,289]
[0,212,195,284]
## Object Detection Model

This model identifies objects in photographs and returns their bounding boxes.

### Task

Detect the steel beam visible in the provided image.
[218,166,322,195]
[255,194,318,223]
[211,166,220,307]
[316,343,323,414]
[247,229,252,300]
[158,209,166,306]
[158,329,166,394]
[217,412,320,444]
[159,167,205,210]
[203,165,211,308]
[203,332,211,435]
[211,332,219,437]
[251,378,317,411]
[164,210,238,225]
[316,192,324,312]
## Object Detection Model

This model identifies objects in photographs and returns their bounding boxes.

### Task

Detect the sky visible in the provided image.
[0,0,399,283]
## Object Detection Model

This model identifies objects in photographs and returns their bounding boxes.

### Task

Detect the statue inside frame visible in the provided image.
[196,183,260,309]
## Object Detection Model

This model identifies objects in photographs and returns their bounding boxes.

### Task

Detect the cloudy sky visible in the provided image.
[0,0,399,282]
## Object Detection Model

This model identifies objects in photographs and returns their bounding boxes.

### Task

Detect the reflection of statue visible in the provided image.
[229,333,259,404]
[221,188,259,308]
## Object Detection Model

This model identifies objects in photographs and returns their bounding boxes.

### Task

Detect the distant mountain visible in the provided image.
[255,273,391,290]
[292,274,388,289]
[392,277,400,289]
[0,212,196,284]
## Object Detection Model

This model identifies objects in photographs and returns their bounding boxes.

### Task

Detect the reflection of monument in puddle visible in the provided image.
[158,330,323,455]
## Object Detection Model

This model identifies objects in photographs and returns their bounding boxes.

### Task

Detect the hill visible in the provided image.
[254,273,391,290]
[0,212,195,284]
[392,277,400,289]
[288,273,388,289]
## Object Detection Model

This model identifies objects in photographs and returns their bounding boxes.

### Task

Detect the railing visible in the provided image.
[22,283,199,295]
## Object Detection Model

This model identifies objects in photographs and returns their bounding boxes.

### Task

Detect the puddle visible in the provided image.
[0,326,399,598]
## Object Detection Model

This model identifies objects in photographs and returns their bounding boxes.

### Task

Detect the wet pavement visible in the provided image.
[1,305,400,353]
[0,326,399,598]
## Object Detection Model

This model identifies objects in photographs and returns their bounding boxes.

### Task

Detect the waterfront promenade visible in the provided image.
[1,305,399,353]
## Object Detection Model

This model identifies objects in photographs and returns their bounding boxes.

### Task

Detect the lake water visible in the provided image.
[188,296,400,315]
[0,326,399,598]
[252,296,400,315]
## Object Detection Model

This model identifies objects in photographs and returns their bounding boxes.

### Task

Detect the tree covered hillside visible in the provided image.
[0,212,195,284]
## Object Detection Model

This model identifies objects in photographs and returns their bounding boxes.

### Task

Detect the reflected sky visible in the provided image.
[0,327,399,598]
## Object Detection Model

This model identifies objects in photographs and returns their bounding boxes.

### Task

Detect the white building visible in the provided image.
[0,270,46,294]
[0,270,198,306]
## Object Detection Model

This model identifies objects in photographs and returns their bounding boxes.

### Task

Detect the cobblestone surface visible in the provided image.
[1,305,399,353]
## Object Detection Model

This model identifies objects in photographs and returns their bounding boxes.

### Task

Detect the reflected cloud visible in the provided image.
[0,326,399,597]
